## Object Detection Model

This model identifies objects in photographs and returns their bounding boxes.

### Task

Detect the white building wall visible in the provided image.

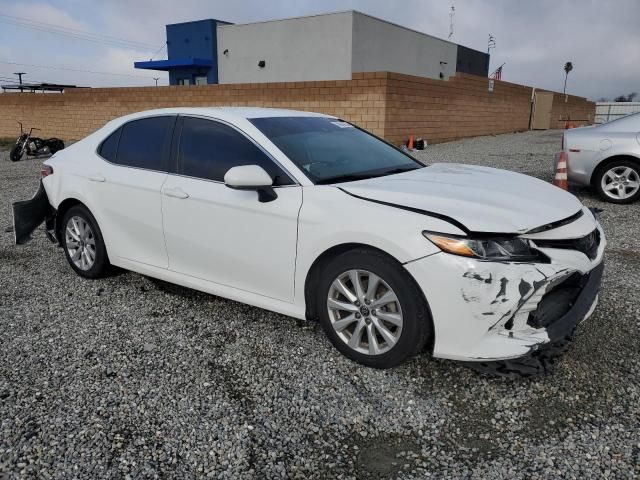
[351,12,457,80]
[217,12,353,84]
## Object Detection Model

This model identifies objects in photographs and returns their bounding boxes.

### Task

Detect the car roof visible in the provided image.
[108,107,335,125]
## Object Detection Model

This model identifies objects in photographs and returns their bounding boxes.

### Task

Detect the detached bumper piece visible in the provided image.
[12,181,55,245]
[465,261,604,378]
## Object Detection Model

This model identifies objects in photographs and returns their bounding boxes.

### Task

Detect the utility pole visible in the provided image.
[448,5,455,40]
[487,35,496,76]
[13,72,26,92]
[153,77,159,86]
[487,34,496,55]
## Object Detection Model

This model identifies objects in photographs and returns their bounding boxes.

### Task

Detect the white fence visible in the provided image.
[595,102,640,124]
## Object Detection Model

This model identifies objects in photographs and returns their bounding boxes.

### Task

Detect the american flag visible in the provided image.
[490,65,503,80]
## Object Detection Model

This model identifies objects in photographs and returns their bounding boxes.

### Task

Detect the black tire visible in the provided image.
[594,159,640,204]
[61,205,109,279]
[9,144,23,162]
[316,248,432,369]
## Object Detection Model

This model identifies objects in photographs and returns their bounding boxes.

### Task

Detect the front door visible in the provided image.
[161,116,302,302]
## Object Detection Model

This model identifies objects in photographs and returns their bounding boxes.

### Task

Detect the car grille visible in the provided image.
[533,229,600,260]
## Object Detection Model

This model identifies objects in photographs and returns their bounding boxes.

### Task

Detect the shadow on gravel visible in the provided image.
[146,277,210,300]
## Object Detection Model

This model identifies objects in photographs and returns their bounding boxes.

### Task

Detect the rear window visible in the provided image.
[100,116,175,171]
[98,127,121,162]
[599,111,640,131]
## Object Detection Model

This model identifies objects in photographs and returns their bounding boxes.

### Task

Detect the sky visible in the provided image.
[0,0,637,100]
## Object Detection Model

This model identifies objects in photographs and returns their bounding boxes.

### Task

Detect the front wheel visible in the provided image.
[9,144,24,162]
[594,160,640,204]
[61,205,110,279]
[317,249,432,369]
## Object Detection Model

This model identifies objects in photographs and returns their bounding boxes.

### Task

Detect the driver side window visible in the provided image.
[178,117,294,186]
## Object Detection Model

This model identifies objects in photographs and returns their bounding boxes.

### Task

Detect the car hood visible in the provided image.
[339,163,584,234]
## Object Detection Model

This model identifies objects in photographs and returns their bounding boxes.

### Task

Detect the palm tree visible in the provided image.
[563,62,573,95]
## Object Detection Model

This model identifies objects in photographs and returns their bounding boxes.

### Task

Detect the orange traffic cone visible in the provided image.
[553,151,569,190]
[407,135,414,150]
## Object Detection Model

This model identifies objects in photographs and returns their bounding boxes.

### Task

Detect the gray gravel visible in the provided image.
[1,130,639,479]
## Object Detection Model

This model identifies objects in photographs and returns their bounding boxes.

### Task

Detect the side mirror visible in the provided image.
[224,165,277,203]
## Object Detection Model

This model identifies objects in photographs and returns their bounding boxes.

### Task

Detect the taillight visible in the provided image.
[41,164,54,178]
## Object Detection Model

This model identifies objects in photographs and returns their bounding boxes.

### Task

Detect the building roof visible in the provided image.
[216,10,486,56]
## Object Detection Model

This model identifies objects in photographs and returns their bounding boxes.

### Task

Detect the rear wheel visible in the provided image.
[62,205,109,279]
[594,159,640,204]
[9,145,23,162]
[317,249,432,369]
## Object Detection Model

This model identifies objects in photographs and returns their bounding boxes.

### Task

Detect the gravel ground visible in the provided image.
[1,130,639,479]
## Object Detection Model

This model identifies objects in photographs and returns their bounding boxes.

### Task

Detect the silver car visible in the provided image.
[560,112,640,203]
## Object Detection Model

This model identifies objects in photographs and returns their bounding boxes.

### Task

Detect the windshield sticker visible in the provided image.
[331,121,354,129]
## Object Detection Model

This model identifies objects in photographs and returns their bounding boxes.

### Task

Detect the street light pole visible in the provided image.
[153,77,159,86]
[13,72,26,92]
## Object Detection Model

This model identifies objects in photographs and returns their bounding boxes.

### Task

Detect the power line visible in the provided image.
[0,73,47,83]
[0,13,159,49]
[0,13,162,52]
[150,43,167,61]
[0,60,156,79]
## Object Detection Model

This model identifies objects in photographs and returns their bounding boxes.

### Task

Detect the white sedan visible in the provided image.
[13,108,605,375]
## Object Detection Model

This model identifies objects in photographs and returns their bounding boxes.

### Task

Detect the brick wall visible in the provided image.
[0,72,594,145]
[0,73,388,142]
[549,91,595,129]
[383,72,594,145]
[385,73,534,144]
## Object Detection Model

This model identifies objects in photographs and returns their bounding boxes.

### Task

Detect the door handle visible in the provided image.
[88,174,106,182]
[163,187,189,199]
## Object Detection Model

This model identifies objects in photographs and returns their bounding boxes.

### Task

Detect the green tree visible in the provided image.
[563,62,573,95]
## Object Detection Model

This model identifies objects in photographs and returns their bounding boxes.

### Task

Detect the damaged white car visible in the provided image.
[13,108,605,376]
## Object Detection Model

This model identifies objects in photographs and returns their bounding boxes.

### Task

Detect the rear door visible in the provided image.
[93,115,176,268]
[161,116,302,301]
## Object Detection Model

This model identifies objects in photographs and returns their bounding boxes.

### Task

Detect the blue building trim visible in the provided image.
[134,58,214,70]
[134,19,229,85]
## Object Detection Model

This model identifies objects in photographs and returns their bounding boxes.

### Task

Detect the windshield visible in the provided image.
[250,117,424,184]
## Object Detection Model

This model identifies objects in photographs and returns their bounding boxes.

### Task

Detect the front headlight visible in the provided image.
[423,232,542,262]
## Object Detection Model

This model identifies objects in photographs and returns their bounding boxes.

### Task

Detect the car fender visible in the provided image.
[590,148,640,183]
[294,186,466,305]
[42,160,114,254]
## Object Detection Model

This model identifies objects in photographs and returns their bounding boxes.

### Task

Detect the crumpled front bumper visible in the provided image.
[404,224,605,362]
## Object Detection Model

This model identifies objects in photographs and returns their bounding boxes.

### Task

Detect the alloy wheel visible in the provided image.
[601,166,640,200]
[65,216,97,271]
[327,269,403,355]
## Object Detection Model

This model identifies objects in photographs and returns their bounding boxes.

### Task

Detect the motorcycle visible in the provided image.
[9,122,65,162]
